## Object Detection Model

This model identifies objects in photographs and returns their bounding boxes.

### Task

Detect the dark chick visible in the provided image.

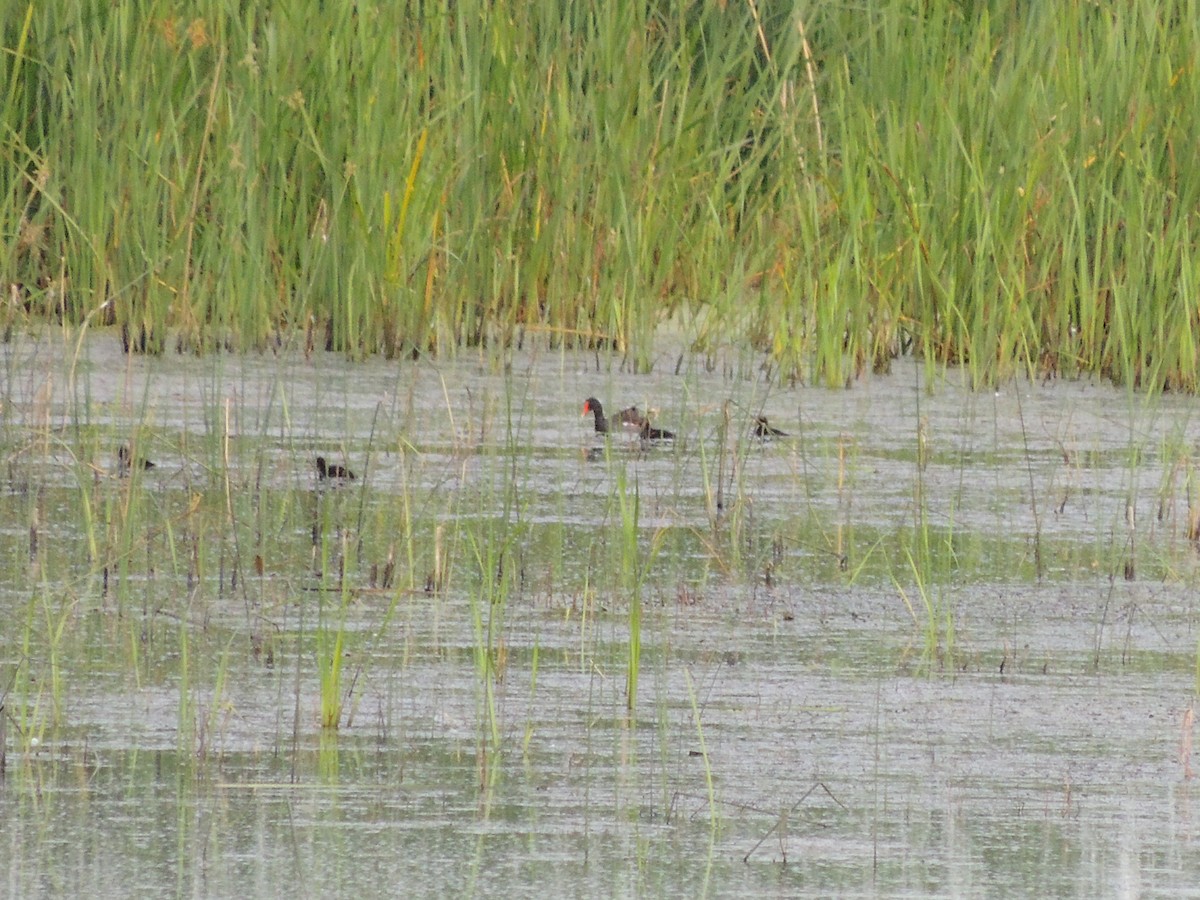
[315,456,355,481]
[117,444,155,476]
[752,416,788,438]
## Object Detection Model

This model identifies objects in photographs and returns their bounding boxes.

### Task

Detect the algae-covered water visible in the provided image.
[3,333,1200,897]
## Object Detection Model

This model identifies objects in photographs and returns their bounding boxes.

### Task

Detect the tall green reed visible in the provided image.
[616,466,643,712]
[604,460,667,714]
[4,1,809,362]
[13,1,1200,390]
[462,387,532,758]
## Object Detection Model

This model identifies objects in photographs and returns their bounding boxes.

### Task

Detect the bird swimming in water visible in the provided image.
[752,416,788,438]
[116,444,155,477]
[315,456,355,481]
[582,398,675,440]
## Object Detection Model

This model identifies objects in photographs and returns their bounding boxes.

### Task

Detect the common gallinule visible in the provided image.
[752,416,789,438]
[116,444,155,476]
[582,398,675,440]
[315,456,355,481]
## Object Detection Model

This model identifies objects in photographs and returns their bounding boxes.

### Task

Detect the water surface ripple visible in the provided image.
[2,335,1199,896]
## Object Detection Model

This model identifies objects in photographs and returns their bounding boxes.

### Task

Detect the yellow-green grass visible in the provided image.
[4,3,1198,389]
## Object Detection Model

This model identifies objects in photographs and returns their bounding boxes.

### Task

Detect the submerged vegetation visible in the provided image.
[2,338,1197,751]
[3,326,1200,890]
[2,1,1199,388]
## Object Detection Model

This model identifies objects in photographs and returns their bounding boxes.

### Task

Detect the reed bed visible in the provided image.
[3,2,1198,388]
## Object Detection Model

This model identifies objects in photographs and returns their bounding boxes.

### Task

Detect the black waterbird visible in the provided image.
[752,416,789,438]
[315,456,355,481]
[117,444,155,476]
[582,397,675,441]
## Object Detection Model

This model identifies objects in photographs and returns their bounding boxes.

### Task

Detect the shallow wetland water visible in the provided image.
[3,333,1200,896]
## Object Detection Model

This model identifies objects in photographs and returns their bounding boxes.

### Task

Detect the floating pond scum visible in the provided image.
[1,333,1200,894]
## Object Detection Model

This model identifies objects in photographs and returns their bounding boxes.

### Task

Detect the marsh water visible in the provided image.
[3,332,1200,897]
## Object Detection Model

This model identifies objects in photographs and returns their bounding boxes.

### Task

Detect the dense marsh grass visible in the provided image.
[3,2,1199,388]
